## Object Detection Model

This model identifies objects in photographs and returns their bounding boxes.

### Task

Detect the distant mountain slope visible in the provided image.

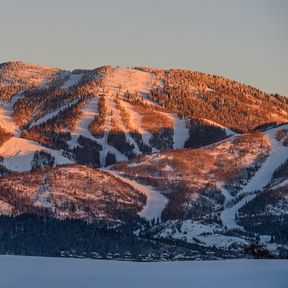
[0,137,72,172]
[137,67,288,132]
[0,62,234,168]
[0,165,146,222]
[0,61,60,102]
[112,131,271,221]
[110,125,288,255]
[0,61,288,259]
[1,126,286,257]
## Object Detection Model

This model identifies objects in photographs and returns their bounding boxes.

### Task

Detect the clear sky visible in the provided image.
[1,0,287,95]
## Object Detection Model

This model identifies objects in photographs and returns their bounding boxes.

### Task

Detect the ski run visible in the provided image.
[221,124,288,229]
[105,170,168,221]
[0,137,72,172]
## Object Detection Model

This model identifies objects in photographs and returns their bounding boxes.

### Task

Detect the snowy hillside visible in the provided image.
[0,137,72,172]
[0,165,146,221]
[0,61,59,89]
[2,61,284,171]
[221,124,288,229]
[0,61,288,261]
[1,62,286,170]
[111,128,288,256]
[106,170,168,220]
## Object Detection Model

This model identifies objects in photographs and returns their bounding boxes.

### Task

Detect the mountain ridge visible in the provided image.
[0,61,287,260]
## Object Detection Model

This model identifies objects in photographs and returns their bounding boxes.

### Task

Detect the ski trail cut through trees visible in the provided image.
[105,170,168,221]
[220,124,288,229]
[171,115,190,149]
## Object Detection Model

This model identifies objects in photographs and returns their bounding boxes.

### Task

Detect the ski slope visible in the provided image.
[106,171,168,220]
[30,99,79,129]
[241,125,288,193]
[121,100,153,146]
[218,184,233,205]
[67,96,128,165]
[68,97,99,148]
[0,137,72,172]
[171,115,190,149]
[61,73,84,89]
[0,256,287,288]
[0,93,23,136]
[106,94,141,156]
[97,131,128,166]
[221,125,288,229]
[105,67,161,96]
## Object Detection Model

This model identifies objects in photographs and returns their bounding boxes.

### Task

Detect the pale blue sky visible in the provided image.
[1,0,287,95]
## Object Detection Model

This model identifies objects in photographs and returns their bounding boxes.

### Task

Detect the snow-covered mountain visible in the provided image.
[0,61,287,260]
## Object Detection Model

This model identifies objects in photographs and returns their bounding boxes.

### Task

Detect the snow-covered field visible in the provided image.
[0,256,287,288]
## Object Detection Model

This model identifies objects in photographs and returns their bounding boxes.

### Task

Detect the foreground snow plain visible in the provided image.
[0,256,287,288]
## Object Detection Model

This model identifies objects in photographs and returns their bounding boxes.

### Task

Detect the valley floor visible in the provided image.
[0,256,287,288]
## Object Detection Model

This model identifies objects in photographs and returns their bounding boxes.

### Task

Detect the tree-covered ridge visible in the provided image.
[136,67,288,132]
[0,165,146,222]
[113,132,270,221]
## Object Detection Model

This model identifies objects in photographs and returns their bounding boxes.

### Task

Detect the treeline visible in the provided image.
[31,151,55,170]
[73,135,102,166]
[13,88,81,127]
[273,159,288,180]
[22,100,85,149]
[0,86,22,102]
[144,68,288,132]
[238,185,288,239]
[13,75,102,128]
[0,214,222,261]
[184,119,228,148]
[239,186,288,216]
[0,128,11,147]
[0,61,57,101]
[89,96,106,138]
